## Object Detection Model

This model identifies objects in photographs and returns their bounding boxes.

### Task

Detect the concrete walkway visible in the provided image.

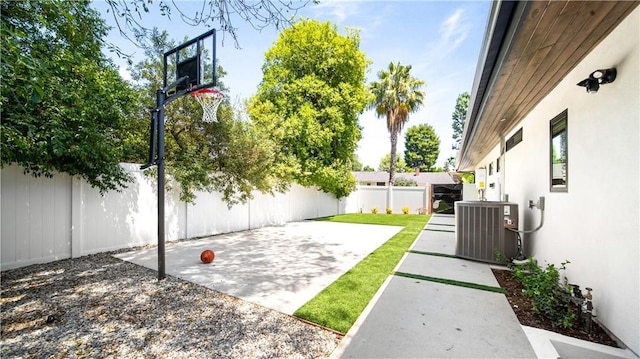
[333,214,537,358]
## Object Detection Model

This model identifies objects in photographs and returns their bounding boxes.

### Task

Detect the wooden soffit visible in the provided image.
[458,1,639,171]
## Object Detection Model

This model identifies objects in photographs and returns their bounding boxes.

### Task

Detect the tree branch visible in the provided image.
[104,0,315,51]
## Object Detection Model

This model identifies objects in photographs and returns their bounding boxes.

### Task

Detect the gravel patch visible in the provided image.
[1,252,341,358]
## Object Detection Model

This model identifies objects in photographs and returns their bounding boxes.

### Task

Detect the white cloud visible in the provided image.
[440,8,469,50]
[413,7,471,73]
[313,0,361,22]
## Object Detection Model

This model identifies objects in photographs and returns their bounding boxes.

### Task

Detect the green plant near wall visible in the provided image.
[386,207,392,214]
[512,258,576,328]
[402,206,409,214]
[371,206,378,214]
[493,249,511,264]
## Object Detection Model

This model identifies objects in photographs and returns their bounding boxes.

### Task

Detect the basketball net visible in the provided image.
[190,88,225,123]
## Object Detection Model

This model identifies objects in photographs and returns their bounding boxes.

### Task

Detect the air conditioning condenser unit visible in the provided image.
[455,201,519,264]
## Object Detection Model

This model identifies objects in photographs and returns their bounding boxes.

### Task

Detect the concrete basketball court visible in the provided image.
[115,221,402,314]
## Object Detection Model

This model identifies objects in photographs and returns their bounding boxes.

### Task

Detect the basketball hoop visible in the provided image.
[191,88,225,123]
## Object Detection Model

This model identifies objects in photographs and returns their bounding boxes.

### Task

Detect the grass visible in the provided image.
[394,271,507,294]
[313,213,427,227]
[295,213,430,334]
[407,249,458,258]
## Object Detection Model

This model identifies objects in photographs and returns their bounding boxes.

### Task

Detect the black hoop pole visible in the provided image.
[156,88,166,280]
[140,75,189,281]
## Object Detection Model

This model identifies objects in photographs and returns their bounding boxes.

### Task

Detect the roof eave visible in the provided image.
[456,0,525,171]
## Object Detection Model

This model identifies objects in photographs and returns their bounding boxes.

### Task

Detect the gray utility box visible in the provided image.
[455,201,519,264]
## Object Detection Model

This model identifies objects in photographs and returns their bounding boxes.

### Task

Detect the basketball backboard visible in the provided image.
[163,29,216,94]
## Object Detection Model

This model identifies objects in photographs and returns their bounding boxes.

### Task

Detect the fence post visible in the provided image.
[386,185,393,212]
[424,186,429,215]
[71,176,84,258]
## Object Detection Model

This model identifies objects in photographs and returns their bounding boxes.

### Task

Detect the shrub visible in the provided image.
[371,206,378,214]
[512,258,576,328]
[402,206,409,214]
[394,178,417,187]
[386,208,392,214]
[493,249,511,264]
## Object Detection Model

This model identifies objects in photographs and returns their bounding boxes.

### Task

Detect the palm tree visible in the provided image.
[369,62,425,184]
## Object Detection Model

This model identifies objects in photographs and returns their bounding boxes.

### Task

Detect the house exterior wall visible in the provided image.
[357,181,380,186]
[476,146,503,201]
[472,8,639,353]
[462,183,479,201]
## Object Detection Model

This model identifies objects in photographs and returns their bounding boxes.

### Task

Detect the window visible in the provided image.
[550,109,568,192]
[496,157,500,173]
[488,162,494,175]
[506,128,523,152]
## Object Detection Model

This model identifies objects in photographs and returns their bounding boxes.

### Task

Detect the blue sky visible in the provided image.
[93,0,490,169]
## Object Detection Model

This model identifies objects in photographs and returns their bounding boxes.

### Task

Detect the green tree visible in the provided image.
[1,0,137,193]
[404,124,440,172]
[351,157,364,171]
[249,19,370,198]
[393,177,417,187]
[452,92,470,151]
[378,154,411,173]
[128,30,286,205]
[362,165,375,172]
[368,62,425,185]
[444,156,456,172]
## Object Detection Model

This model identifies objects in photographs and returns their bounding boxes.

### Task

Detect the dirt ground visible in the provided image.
[492,268,619,348]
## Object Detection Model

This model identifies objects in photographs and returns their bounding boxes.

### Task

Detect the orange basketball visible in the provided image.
[200,249,215,264]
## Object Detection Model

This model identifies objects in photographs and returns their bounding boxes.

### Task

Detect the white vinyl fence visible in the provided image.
[1,164,431,271]
[349,186,429,214]
[1,164,343,270]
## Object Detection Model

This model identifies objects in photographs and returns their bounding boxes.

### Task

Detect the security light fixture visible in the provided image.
[577,68,617,94]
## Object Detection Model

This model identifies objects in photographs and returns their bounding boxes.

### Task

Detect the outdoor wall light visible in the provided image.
[576,68,617,94]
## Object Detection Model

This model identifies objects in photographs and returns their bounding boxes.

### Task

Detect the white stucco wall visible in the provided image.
[472,8,639,354]
[477,147,503,201]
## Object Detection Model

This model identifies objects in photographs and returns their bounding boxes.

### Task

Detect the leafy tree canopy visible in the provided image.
[362,165,375,172]
[126,30,287,205]
[452,92,470,151]
[249,19,370,198]
[459,172,475,184]
[351,157,364,171]
[393,177,417,187]
[378,154,411,173]
[444,156,456,172]
[1,0,137,192]
[404,124,440,172]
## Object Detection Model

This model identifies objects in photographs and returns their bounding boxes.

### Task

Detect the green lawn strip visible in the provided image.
[312,213,425,227]
[295,214,429,334]
[423,228,455,233]
[394,271,507,294]
[407,249,458,259]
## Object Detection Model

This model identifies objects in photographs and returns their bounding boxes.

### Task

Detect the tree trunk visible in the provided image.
[389,130,398,185]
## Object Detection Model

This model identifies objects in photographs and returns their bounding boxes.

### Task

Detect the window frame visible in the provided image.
[549,109,568,192]
[506,128,523,152]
